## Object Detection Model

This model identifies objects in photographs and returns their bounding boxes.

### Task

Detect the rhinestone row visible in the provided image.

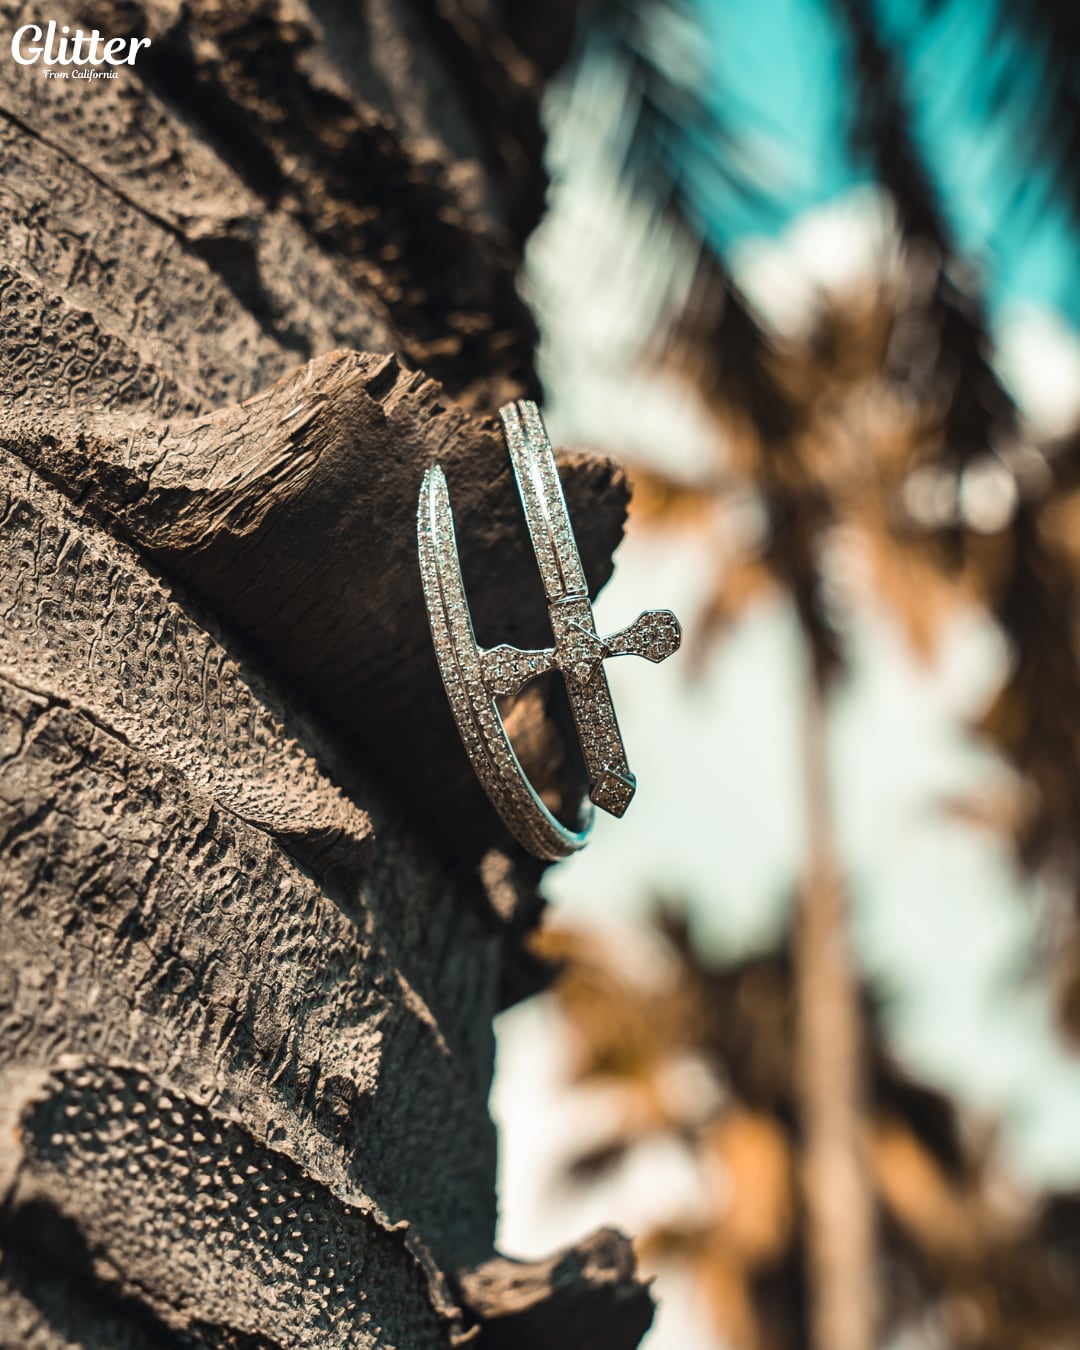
[417,465,590,860]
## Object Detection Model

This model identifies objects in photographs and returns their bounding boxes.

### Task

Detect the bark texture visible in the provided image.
[0,0,653,1345]
[1,350,629,857]
[459,1228,655,1350]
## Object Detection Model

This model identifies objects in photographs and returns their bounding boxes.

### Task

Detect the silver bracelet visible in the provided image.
[417,399,681,860]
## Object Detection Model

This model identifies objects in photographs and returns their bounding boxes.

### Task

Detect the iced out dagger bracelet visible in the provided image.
[417,399,681,860]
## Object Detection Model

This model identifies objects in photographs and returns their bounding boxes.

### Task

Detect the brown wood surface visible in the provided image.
[0,0,653,1344]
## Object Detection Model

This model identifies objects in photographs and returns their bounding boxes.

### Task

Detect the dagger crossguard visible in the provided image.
[482,609,681,700]
[417,399,682,860]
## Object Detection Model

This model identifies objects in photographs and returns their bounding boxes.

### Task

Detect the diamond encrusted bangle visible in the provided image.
[416,400,681,861]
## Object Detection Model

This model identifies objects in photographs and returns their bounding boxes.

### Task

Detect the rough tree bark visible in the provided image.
[0,0,654,1345]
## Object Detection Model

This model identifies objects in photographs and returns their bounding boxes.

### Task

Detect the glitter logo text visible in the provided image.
[11,21,151,68]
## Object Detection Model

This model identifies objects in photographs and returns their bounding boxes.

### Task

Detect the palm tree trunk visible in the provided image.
[794,667,877,1350]
[0,1,653,1344]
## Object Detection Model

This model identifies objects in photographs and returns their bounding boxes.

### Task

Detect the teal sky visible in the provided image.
[646,0,1080,331]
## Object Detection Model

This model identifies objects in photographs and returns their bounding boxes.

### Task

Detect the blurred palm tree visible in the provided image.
[536,909,1080,1350]
[503,0,1080,1345]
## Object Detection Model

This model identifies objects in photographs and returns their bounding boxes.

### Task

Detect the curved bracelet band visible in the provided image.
[417,399,681,861]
